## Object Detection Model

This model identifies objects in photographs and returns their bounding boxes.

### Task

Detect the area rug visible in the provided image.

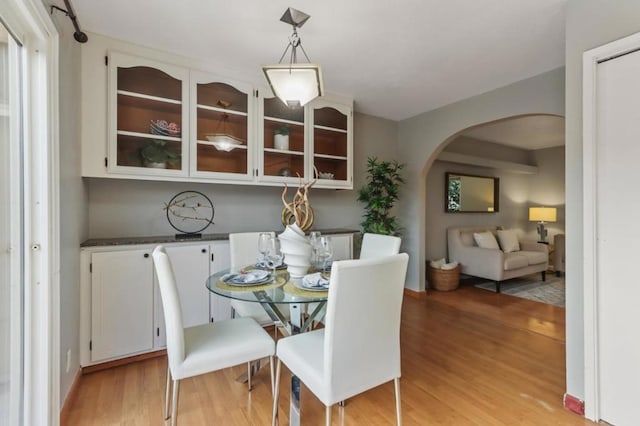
[474,273,565,307]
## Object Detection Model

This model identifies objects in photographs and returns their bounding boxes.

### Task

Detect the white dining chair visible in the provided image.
[228,232,290,331]
[152,246,275,426]
[272,253,409,426]
[310,232,402,327]
[359,233,402,259]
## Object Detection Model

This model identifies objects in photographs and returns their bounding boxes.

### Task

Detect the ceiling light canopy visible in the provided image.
[262,7,324,108]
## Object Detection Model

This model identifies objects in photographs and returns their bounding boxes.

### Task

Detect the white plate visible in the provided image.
[293,280,328,292]
[223,270,271,286]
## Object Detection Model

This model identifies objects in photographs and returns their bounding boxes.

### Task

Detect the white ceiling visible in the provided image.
[461,115,565,150]
[72,0,567,121]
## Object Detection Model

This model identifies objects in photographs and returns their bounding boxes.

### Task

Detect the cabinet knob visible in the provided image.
[144,253,149,258]
[201,248,206,253]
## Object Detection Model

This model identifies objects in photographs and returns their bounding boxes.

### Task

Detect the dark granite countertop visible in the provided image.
[81,228,359,248]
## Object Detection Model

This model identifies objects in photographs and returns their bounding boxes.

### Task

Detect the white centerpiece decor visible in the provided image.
[279,173,317,277]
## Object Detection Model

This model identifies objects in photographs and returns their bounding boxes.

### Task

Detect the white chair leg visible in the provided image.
[269,356,275,396]
[164,365,172,420]
[247,362,252,391]
[272,359,282,426]
[394,377,402,426]
[325,405,331,426]
[170,379,180,426]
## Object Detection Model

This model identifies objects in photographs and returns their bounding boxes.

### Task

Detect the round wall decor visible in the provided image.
[165,191,215,236]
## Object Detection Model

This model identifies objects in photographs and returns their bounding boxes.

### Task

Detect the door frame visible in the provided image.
[0,0,60,424]
[582,30,640,421]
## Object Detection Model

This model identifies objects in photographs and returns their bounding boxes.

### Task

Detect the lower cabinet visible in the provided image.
[90,249,154,362]
[80,240,230,366]
[79,233,353,367]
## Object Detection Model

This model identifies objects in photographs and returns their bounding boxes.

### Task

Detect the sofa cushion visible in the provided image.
[497,229,520,253]
[518,250,547,265]
[460,232,476,247]
[504,253,529,270]
[473,231,500,249]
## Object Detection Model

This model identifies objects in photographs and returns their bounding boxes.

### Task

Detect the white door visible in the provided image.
[154,244,211,347]
[595,48,640,425]
[0,24,22,425]
[91,250,154,362]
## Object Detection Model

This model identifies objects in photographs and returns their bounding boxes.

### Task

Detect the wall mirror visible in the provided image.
[445,172,499,213]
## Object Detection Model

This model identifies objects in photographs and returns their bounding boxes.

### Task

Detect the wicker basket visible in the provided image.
[427,264,461,291]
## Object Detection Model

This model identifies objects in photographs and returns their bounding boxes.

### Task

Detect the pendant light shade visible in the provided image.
[262,7,324,108]
[262,63,323,108]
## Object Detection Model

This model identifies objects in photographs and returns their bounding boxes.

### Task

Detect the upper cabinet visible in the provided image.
[258,93,307,184]
[108,52,189,177]
[83,39,352,189]
[190,71,255,182]
[310,101,353,189]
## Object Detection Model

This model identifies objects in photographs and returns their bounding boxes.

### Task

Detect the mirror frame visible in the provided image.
[445,172,499,213]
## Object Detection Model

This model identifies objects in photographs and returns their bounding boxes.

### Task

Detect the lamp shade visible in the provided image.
[529,207,557,222]
[262,63,323,108]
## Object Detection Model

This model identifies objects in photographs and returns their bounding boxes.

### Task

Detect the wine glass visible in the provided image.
[266,236,283,278]
[257,232,271,265]
[317,236,333,274]
[309,231,321,268]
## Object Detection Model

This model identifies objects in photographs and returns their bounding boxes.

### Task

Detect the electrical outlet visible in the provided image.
[66,349,71,373]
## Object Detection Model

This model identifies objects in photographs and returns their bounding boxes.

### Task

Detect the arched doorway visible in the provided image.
[424,114,565,275]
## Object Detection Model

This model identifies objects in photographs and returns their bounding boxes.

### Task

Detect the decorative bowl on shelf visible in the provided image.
[318,172,334,180]
[150,120,181,137]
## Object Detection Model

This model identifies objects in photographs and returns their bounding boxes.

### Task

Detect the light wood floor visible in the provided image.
[63,284,594,425]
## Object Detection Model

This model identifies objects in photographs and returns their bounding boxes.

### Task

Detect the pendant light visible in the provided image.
[262,7,324,108]
[204,100,244,152]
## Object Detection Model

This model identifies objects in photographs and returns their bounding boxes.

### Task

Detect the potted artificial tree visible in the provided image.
[357,157,405,236]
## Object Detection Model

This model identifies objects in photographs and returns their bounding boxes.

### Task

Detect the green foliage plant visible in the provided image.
[274,124,290,136]
[357,157,405,236]
[140,140,181,166]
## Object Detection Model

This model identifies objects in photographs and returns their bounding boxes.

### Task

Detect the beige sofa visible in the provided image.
[447,226,549,293]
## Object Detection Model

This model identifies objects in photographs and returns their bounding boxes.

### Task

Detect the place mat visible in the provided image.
[283,281,328,297]
[216,274,287,292]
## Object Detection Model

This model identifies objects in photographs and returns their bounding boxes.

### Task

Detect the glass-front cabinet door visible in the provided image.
[190,71,254,181]
[108,52,189,176]
[309,101,353,188]
[258,94,307,184]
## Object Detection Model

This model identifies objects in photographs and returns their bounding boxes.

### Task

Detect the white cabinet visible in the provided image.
[309,100,353,189]
[209,241,232,322]
[90,249,154,362]
[153,244,212,348]
[80,240,231,366]
[107,51,189,177]
[329,234,354,261]
[189,71,256,182]
[81,35,353,189]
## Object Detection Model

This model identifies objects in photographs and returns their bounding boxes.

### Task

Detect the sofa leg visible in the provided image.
[495,281,501,293]
[556,271,561,277]
[541,271,546,282]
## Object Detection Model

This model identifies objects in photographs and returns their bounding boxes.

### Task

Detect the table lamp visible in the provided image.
[529,207,557,243]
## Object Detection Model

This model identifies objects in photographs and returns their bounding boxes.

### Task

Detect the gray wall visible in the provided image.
[86,112,398,238]
[53,14,89,408]
[397,67,565,293]
[565,0,640,403]
[425,142,564,262]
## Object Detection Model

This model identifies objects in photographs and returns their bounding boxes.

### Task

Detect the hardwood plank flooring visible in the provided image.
[64,286,593,425]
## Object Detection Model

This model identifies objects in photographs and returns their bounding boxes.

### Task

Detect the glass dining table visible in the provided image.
[206,266,329,426]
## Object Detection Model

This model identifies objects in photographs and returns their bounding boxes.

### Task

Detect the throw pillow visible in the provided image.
[473,231,500,250]
[497,229,520,253]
